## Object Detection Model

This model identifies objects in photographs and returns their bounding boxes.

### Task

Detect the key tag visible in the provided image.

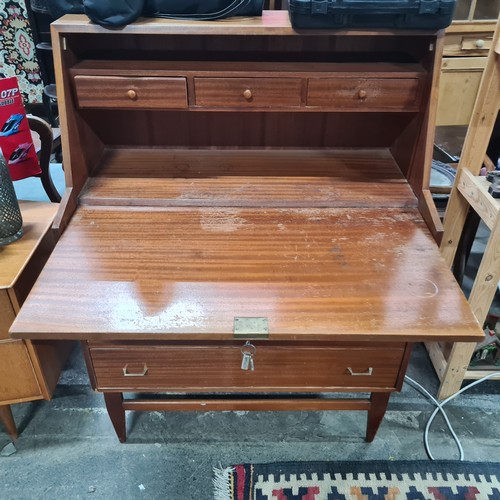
[240,341,256,371]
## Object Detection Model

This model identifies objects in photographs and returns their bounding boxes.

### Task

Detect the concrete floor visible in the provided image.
[1,344,500,500]
[2,165,500,499]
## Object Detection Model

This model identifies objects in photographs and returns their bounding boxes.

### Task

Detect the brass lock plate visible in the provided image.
[233,317,269,338]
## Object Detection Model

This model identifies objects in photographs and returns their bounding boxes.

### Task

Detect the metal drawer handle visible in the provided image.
[347,367,373,376]
[122,364,148,377]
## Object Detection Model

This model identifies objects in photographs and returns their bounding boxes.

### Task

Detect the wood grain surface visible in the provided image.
[81,149,418,208]
[0,202,58,289]
[11,206,481,342]
[89,343,405,391]
[53,11,440,36]
[74,76,188,109]
[306,77,421,111]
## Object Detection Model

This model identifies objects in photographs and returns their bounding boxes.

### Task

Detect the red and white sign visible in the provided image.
[0,77,40,181]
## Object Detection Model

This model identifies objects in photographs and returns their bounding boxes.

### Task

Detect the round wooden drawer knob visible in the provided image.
[358,89,367,100]
[475,39,485,49]
[243,89,253,100]
[127,89,138,100]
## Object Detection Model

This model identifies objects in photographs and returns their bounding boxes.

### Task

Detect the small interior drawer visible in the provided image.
[306,78,421,111]
[460,36,493,52]
[89,343,406,391]
[443,32,494,57]
[194,78,302,108]
[74,75,188,109]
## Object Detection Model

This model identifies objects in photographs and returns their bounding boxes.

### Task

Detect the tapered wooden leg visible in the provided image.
[0,405,18,441]
[365,392,391,442]
[103,393,126,443]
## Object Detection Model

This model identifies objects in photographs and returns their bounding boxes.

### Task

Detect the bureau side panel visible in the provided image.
[0,291,15,341]
[0,340,42,403]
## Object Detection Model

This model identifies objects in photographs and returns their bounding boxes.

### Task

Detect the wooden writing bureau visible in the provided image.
[10,12,483,442]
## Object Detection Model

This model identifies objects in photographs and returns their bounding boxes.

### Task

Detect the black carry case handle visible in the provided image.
[144,0,254,21]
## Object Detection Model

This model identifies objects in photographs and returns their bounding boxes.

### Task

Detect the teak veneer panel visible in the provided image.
[307,77,421,111]
[52,11,439,36]
[194,77,303,108]
[71,64,424,112]
[71,61,426,76]
[74,75,188,109]
[11,206,479,342]
[0,341,40,402]
[0,202,58,290]
[89,344,405,391]
[81,149,418,208]
[0,292,15,341]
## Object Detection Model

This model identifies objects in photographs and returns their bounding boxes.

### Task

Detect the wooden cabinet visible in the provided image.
[10,12,483,443]
[436,1,499,126]
[0,202,72,440]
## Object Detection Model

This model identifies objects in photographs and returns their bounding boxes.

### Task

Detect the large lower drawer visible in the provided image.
[306,78,422,111]
[89,343,406,392]
[74,75,188,109]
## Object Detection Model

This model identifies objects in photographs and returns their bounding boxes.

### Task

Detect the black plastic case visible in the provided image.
[288,0,457,29]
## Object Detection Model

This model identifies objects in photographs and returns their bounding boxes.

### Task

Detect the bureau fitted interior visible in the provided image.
[60,27,436,205]
[10,13,483,442]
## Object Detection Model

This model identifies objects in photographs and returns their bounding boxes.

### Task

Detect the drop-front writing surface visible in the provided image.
[15,206,478,341]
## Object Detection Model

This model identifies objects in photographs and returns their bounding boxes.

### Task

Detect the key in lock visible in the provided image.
[240,341,256,371]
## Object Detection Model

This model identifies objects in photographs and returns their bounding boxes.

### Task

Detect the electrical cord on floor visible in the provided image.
[404,373,499,461]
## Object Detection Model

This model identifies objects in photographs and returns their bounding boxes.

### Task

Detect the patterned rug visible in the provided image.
[0,0,43,104]
[213,461,500,499]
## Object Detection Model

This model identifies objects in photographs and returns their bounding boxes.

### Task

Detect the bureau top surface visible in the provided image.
[0,201,57,290]
[11,206,481,342]
[52,10,439,36]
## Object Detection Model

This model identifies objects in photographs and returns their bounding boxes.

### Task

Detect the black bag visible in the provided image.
[46,0,263,26]
[144,0,262,19]
[83,0,145,26]
[46,0,84,19]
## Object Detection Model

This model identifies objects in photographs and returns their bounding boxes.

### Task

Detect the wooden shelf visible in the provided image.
[53,11,439,36]
[81,148,418,209]
[71,60,426,76]
[427,342,500,382]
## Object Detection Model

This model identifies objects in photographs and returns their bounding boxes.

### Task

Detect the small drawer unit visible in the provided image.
[88,342,407,392]
[460,35,493,52]
[194,78,303,108]
[306,77,422,111]
[73,75,188,109]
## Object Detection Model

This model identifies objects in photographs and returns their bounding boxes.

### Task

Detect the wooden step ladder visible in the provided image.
[426,14,500,400]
